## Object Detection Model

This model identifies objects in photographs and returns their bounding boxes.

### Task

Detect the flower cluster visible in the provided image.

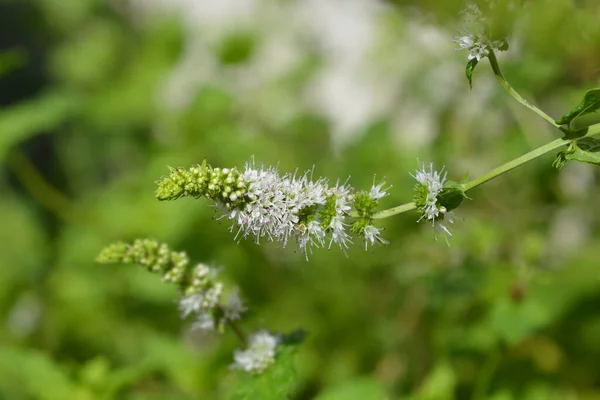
[452,3,508,61]
[97,239,246,332]
[231,330,280,374]
[97,239,281,374]
[155,160,389,257]
[412,163,458,243]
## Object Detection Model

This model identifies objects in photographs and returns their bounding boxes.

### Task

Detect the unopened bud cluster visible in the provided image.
[155,160,389,257]
[97,239,246,332]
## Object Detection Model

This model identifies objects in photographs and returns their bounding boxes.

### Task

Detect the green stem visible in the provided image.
[365,135,572,220]
[220,305,247,346]
[487,50,562,130]
[368,201,416,219]
[463,137,567,192]
[7,149,73,221]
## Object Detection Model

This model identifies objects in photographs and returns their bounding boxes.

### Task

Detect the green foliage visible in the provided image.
[553,137,600,168]
[313,377,388,400]
[3,1,600,399]
[232,332,304,400]
[0,49,27,77]
[439,180,467,212]
[0,90,80,161]
[0,346,77,400]
[555,88,600,126]
[488,298,550,344]
[466,58,479,89]
[407,362,456,400]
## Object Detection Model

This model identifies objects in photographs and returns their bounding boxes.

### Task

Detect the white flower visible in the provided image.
[190,311,215,331]
[434,209,455,245]
[230,330,280,374]
[369,179,390,200]
[326,182,353,251]
[363,225,388,250]
[412,162,447,224]
[178,293,203,319]
[178,283,223,318]
[228,162,330,249]
[452,3,507,61]
[412,162,454,242]
[221,160,360,256]
[296,220,326,259]
[453,31,490,61]
[224,286,247,321]
[328,215,352,250]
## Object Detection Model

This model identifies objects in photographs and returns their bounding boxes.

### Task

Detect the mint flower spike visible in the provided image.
[412,162,456,244]
[156,159,390,258]
[231,330,280,374]
[97,239,247,333]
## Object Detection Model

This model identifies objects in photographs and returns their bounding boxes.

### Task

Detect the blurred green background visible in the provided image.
[1,0,600,399]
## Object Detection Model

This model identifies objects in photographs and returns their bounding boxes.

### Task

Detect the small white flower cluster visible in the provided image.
[412,163,454,243]
[156,160,390,257]
[228,163,331,249]
[178,263,247,331]
[224,161,388,256]
[452,3,507,61]
[231,330,280,374]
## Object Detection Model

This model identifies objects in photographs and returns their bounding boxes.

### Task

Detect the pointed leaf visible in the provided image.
[555,88,600,126]
[466,58,479,89]
[440,180,467,212]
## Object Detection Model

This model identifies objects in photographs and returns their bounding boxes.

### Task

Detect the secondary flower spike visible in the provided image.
[155,160,389,257]
[97,239,247,333]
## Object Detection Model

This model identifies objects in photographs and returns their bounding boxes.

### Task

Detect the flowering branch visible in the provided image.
[155,161,390,255]
[96,239,280,374]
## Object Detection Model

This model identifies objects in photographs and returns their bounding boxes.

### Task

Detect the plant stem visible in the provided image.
[224,310,248,346]
[7,149,73,221]
[487,50,561,129]
[369,201,416,219]
[463,137,567,192]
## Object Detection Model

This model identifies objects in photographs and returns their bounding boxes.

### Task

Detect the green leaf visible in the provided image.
[466,58,479,89]
[0,346,77,399]
[0,90,81,160]
[314,377,388,400]
[555,88,600,126]
[411,362,456,400]
[489,298,550,344]
[231,330,306,400]
[439,180,467,212]
[554,138,600,168]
